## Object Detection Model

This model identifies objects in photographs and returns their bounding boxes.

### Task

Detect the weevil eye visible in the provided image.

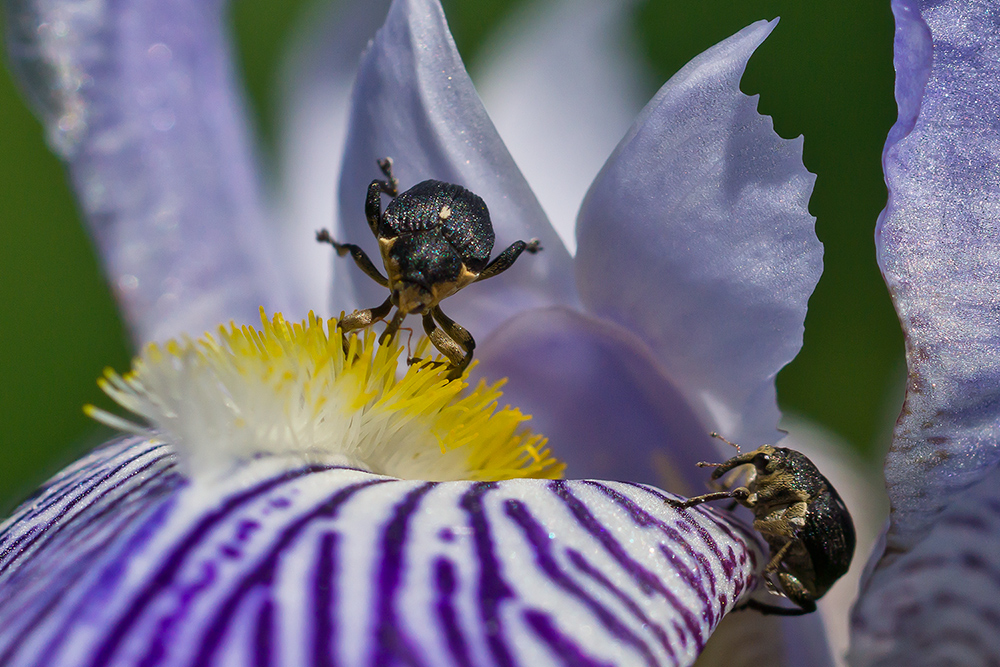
[752,452,771,471]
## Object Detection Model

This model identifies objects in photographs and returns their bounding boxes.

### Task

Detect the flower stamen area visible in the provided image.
[86,309,564,482]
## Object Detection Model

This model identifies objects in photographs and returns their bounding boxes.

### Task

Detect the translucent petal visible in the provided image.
[0,437,764,667]
[872,0,1000,555]
[575,20,822,449]
[275,0,392,317]
[475,0,645,253]
[335,0,579,335]
[5,0,295,344]
[472,307,715,493]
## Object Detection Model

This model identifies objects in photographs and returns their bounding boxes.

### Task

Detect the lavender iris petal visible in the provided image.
[0,438,764,667]
[576,19,822,452]
[5,0,296,343]
[851,0,1000,663]
[335,0,579,334]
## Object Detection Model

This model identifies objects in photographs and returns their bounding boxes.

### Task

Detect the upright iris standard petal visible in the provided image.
[474,307,714,489]
[851,1,1000,663]
[277,0,393,312]
[336,0,579,335]
[0,438,765,667]
[476,0,645,252]
[5,0,294,343]
[576,19,822,449]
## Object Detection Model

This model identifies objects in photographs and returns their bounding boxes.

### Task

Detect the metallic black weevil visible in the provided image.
[318,158,540,379]
[666,433,856,615]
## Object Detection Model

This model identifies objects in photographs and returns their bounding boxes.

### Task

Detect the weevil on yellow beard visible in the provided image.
[666,433,856,615]
[318,157,541,380]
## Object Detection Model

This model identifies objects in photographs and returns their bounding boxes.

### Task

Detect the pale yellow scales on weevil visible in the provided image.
[86,308,564,482]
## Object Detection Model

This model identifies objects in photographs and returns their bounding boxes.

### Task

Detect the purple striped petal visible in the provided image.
[850,465,1000,665]
[5,0,295,344]
[335,0,579,335]
[575,19,822,449]
[852,1,1000,663]
[0,437,765,667]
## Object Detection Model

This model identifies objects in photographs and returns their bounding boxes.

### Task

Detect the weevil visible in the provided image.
[318,158,540,379]
[666,433,856,615]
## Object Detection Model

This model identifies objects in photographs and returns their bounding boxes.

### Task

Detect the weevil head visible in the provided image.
[709,443,780,480]
[392,281,437,315]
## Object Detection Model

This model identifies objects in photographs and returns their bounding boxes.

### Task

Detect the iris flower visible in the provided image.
[0,0,876,664]
[848,0,1000,664]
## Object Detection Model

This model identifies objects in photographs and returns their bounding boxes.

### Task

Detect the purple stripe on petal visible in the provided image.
[460,482,517,667]
[372,483,437,667]
[550,482,707,651]
[504,499,659,667]
[1,443,761,667]
[433,557,474,667]
[565,548,677,663]
[522,610,616,667]
[192,479,388,666]
[313,533,339,667]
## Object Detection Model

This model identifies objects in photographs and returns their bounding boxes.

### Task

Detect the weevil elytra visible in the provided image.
[318,158,541,379]
[666,433,856,615]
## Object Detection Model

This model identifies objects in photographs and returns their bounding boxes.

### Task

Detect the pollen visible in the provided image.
[86,309,564,482]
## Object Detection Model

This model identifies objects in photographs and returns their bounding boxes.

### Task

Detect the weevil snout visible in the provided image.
[393,282,435,315]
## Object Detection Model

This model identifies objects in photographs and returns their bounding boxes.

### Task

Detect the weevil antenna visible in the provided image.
[709,431,741,453]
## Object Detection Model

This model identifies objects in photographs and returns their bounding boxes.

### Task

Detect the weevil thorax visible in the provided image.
[378,179,495,315]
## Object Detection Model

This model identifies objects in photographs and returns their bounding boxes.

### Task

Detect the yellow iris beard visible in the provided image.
[86,309,564,482]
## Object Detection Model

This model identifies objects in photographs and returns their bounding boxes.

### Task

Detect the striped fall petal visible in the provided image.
[0,436,764,667]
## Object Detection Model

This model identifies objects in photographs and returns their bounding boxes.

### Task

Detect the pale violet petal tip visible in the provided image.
[5,0,295,343]
[0,438,765,667]
[575,19,822,449]
[874,0,1000,553]
[276,0,392,315]
[334,0,578,334]
[476,0,646,254]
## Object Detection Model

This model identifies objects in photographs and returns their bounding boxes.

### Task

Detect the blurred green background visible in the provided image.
[0,0,900,513]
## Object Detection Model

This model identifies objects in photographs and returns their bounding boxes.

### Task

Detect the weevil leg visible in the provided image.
[417,306,475,380]
[665,487,751,509]
[365,158,400,236]
[762,539,796,576]
[316,230,389,288]
[736,598,815,616]
[754,501,808,539]
[379,307,407,344]
[340,296,394,333]
[475,239,542,282]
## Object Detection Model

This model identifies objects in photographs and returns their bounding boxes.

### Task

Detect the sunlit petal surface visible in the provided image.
[576,19,821,449]
[476,0,645,252]
[5,0,294,343]
[851,1,1000,663]
[277,0,392,315]
[0,437,764,667]
[335,0,579,334]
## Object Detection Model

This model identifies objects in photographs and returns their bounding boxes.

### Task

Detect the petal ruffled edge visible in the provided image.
[576,19,822,450]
